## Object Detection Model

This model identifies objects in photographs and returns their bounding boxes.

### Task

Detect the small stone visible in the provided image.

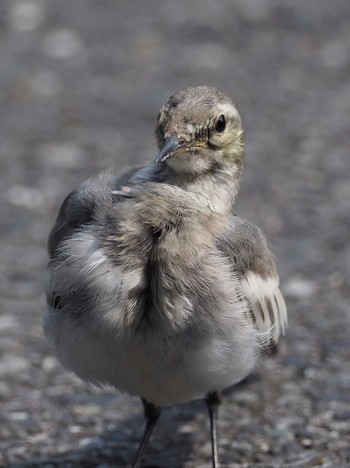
[6,185,44,209]
[283,277,318,299]
[0,355,29,376]
[69,425,82,434]
[178,424,194,434]
[8,1,45,32]
[78,437,94,447]
[0,314,20,332]
[9,411,28,421]
[43,30,84,59]
[73,404,101,417]
[42,356,57,371]
[301,437,313,448]
[38,143,85,168]
[233,390,258,403]
[259,441,270,453]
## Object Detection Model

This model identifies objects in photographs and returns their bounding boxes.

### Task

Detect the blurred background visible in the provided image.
[1,0,349,466]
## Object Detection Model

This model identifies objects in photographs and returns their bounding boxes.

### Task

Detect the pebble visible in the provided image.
[42,29,84,59]
[8,411,28,421]
[69,425,82,434]
[42,356,57,371]
[259,441,271,453]
[0,314,20,332]
[301,437,313,448]
[283,277,318,299]
[6,185,45,209]
[7,1,45,32]
[73,404,101,417]
[178,423,195,434]
[78,437,95,447]
[0,355,29,376]
[38,143,85,168]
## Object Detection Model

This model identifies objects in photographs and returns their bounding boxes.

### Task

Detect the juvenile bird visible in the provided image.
[44,86,287,467]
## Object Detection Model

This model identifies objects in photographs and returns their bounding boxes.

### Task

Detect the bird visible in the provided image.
[44,86,287,467]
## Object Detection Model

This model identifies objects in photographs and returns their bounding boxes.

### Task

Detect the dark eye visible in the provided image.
[215,115,226,133]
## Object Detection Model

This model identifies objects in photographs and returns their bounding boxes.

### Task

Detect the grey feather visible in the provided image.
[217,216,287,345]
[48,167,141,256]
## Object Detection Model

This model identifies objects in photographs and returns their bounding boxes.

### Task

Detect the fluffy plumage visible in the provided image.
[44,86,287,466]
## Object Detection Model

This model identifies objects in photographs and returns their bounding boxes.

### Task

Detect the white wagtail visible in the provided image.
[44,86,287,467]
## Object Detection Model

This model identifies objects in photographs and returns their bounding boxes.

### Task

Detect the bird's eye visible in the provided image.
[215,115,226,133]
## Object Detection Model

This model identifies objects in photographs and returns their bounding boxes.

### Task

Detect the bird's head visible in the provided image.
[155,86,244,175]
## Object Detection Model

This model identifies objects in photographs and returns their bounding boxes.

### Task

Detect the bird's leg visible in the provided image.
[131,398,161,468]
[205,391,222,468]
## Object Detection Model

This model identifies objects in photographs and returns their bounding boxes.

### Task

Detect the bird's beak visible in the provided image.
[155,135,188,164]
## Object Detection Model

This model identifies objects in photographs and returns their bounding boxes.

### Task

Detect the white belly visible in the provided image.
[44,305,259,406]
[45,229,261,406]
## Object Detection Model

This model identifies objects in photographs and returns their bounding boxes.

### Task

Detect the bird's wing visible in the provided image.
[46,166,141,310]
[217,216,287,346]
[48,166,140,256]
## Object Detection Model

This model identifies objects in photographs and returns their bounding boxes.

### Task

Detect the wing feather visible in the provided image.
[241,272,287,345]
[46,166,141,311]
[217,216,287,347]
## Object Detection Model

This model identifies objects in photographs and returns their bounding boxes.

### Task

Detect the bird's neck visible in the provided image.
[174,163,242,214]
[133,162,242,215]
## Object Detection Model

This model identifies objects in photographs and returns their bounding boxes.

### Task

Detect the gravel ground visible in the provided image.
[1,1,350,467]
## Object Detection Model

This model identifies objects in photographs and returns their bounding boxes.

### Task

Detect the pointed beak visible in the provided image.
[155,135,187,164]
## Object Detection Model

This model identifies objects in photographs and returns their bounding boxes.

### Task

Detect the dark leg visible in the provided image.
[205,391,222,468]
[131,398,161,468]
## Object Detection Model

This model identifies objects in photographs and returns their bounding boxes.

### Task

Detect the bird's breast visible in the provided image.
[45,217,260,403]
